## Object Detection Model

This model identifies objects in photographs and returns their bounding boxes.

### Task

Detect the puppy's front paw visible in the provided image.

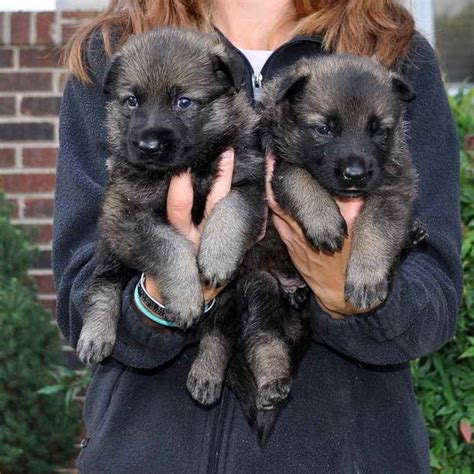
[164,292,204,329]
[187,366,223,406]
[302,211,347,252]
[198,246,238,288]
[344,265,389,311]
[77,323,115,364]
[257,377,292,410]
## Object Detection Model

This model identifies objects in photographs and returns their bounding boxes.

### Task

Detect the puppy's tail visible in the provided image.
[225,353,278,445]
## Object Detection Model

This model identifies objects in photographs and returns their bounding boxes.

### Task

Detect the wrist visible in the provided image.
[313,294,347,320]
[136,274,216,329]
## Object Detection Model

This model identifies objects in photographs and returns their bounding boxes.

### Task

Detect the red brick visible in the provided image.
[0,97,15,115]
[62,24,78,44]
[20,48,60,68]
[0,72,52,91]
[21,96,61,116]
[0,14,4,46]
[7,199,19,218]
[23,147,57,167]
[0,122,55,141]
[24,198,54,218]
[20,223,53,244]
[37,224,53,243]
[39,298,56,318]
[0,148,15,167]
[0,49,13,67]
[465,135,474,151]
[36,12,55,45]
[0,173,55,193]
[11,12,30,45]
[33,274,55,293]
[62,11,96,20]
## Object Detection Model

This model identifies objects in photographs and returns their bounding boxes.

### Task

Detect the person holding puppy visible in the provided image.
[54,0,461,472]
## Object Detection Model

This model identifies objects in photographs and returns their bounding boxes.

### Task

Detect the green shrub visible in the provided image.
[412,88,474,473]
[0,193,80,473]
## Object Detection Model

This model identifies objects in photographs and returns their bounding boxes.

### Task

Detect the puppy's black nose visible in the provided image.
[342,163,367,184]
[134,128,174,154]
[138,137,161,152]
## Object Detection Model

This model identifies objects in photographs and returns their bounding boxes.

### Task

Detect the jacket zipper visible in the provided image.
[208,32,323,474]
[252,71,263,90]
[219,32,323,98]
[210,386,229,474]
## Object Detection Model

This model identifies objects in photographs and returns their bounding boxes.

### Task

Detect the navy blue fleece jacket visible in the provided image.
[53,32,462,473]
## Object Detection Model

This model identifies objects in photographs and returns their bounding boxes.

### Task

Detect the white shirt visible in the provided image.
[238,48,273,98]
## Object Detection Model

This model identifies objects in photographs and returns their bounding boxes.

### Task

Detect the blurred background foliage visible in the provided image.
[412,87,474,473]
[0,195,81,473]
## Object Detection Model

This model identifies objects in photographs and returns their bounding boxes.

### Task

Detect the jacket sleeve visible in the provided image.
[52,39,193,370]
[309,35,463,365]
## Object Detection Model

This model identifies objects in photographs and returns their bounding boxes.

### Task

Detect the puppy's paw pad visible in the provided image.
[344,278,388,311]
[257,377,292,410]
[77,330,115,364]
[187,372,223,406]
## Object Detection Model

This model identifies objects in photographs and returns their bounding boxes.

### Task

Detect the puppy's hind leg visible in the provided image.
[77,242,129,364]
[187,290,236,405]
[240,272,292,411]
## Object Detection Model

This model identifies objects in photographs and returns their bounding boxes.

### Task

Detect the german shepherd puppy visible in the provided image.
[76,28,266,364]
[189,54,421,442]
[261,55,419,310]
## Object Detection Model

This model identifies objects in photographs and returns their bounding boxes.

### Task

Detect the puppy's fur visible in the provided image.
[190,54,421,442]
[77,28,266,364]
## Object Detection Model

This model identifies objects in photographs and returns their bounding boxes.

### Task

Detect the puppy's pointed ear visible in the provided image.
[391,75,416,102]
[103,54,123,95]
[212,50,245,92]
[275,74,309,104]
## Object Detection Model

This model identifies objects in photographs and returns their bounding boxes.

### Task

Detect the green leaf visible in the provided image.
[459,347,474,359]
[36,385,64,395]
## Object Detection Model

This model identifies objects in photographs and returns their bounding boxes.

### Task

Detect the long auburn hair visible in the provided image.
[66,0,415,84]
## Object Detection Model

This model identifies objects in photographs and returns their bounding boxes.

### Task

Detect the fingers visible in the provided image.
[265,155,293,225]
[265,154,280,212]
[167,170,194,235]
[257,206,268,242]
[203,283,225,304]
[205,149,234,218]
[271,213,295,245]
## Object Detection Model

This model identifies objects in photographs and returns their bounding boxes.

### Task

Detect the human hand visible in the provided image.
[266,156,380,319]
[145,149,235,305]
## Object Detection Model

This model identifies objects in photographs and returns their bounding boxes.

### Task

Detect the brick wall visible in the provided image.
[0,11,94,365]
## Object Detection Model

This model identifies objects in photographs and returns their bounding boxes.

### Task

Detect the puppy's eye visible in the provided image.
[315,125,333,136]
[369,120,386,137]
[176,97,193,109]
[126,96,138,108]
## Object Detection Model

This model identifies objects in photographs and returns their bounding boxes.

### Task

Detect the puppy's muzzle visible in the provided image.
[336,156,374,192]
[133,128,175,156]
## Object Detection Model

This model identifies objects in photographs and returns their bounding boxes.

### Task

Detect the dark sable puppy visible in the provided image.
[76,27,266,364]
[190,54,421,442]
[261,55,419,310]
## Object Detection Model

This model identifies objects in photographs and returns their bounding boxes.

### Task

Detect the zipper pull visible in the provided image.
[252,72,263,89]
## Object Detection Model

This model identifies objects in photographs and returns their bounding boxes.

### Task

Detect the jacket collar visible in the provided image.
[214,28,325,100]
